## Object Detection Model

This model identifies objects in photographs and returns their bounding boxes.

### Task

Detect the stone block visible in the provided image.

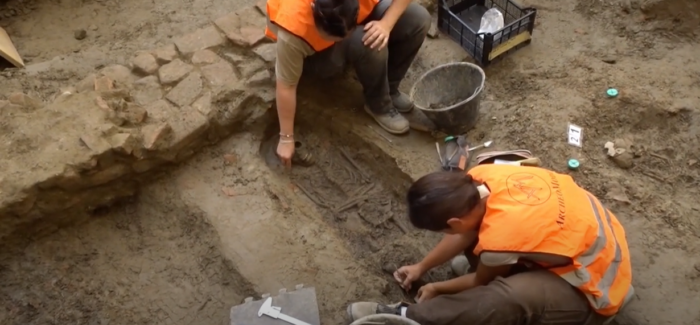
[80,132,112,154]
[214,11,266,48]
[152,44,179,65]
[255,0,266,15]
[165,72,203,107]
[146,99,176,122]
[253,43,276,63]
[158,59,193,85]
[94,76,114,92]
[245,69,272,87]
[132,76,163,105]
[76,74,97,93]
[8,92,43,110]
[192,92,213,118]
[141,123,173,150]
[132,52,159,75]
[99,65,136,88]
[191,49,221,65]
[201,60,237,87]
[173,26,226,55]
[169,106,210,151]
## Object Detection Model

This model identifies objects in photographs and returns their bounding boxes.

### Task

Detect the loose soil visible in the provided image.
[2,0,700,324]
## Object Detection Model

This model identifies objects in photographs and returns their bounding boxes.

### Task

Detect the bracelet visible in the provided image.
[279,133,294,138]
[279,139,295,144]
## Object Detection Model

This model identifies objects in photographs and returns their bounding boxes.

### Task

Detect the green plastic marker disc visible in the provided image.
[606,88,619,98]
[568,159,580,170]
[444,136,455,143]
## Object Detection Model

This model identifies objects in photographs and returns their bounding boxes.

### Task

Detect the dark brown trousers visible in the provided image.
[405,244,612,325]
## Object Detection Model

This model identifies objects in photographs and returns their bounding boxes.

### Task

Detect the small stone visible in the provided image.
[132,76,163,105]
[253,43,276,63]
[74,29,87,40]
[602,57,617,64]
[0,100,8,109]
[94,76,114,92]
[201,60,236,87]
[166,72,203,107]
[152,44,179,65]
[611,152,634,169]
[173,26,226,55]
[141,123,173,150]
[245,69,271,87]
[8,92,42,109]
[108,133,138,154]
[605,182,631,204]
[158,59,193,85]
[120,103,148,124]
[76,74,97,93]
[191,49,221,65]
[89,24,98,31]
[224,153,237,164]
[132,52,159,75]
[192,92,213,117]
[95,96,112,112]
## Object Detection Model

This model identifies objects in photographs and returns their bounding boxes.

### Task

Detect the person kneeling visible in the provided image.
[347,164,635,325]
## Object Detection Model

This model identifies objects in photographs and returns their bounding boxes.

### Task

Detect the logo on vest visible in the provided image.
[506,173,552,206]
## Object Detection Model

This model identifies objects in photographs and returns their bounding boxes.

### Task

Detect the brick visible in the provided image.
[173,26,226,55]
[201,60,236,87]
[141,123,173,150]
[253,43,276,63]
[192,92,213,117]
[191,49,221,65]
[239,27,266,47]
[158,59,193,85]
[152,44,179,65]
[214,10,266,48]
[76,74,97,93]
[214,12,242,41]
[146,99,176,123]
[132,76,163,105]
[169,105,210,151]
[94,76,114,92]
[8,92,42,109]
[99,65,135,88]
[165,72,203,107]
[132,52,159,75]
[245,69,271,87]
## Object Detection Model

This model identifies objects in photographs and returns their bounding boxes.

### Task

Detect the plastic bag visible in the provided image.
[477,8,505,40]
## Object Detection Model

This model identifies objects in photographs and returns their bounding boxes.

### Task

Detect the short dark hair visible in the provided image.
[312,0,359,38]
[406,171,481,232]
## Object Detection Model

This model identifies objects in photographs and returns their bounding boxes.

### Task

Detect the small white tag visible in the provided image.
[567,124,583,147]
[494,159,520,166]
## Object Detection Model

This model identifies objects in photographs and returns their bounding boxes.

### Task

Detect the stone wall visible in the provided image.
[0,3,276,239]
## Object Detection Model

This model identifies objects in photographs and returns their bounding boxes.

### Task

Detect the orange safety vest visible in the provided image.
[468,164,634,316]
[265,0,380,52]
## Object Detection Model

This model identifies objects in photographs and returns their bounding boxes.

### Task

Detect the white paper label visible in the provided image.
[567,124,583,147]
[494,159,520,166]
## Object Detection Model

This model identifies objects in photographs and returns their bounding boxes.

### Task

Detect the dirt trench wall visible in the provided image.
[0,3,275,239]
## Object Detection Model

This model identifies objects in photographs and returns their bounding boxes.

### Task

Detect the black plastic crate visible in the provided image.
[437,0,537,66]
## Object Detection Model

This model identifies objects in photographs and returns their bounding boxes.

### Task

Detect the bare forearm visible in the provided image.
[276,81,297,135]
[380,0,412,29]
[419,233,476,271]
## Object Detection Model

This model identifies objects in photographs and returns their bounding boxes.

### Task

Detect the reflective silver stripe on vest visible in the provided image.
[558,194,628,311]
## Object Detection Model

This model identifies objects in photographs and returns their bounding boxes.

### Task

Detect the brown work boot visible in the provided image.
[364,106,410,135]
[391,92,415,113]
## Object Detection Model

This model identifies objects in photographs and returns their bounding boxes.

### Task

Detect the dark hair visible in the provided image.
[406,171,481,232]
[312,0,359,38]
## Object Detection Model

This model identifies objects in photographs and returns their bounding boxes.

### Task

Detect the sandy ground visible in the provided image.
[1,0,700,324]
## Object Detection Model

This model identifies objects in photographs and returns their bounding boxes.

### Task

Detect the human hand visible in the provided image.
[363,20,391,50]
[393,263,426,291]
[416,283,439,303]
[276,139,295,168]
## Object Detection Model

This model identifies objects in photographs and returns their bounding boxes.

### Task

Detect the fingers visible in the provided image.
[416,287,424,303]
